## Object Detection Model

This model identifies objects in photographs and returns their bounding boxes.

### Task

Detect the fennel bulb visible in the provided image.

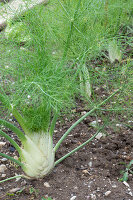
[21,133,55,178]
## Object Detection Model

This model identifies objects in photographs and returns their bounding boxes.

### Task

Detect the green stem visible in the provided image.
[49,112,58,136]
[0,152,23,167]
[12,106,28,135]
[0,93,28,134]
[54,89,120,152]
[54,128,102,166]
[0,119,26,142]
[0,130,21,155]
[0,175,23,183]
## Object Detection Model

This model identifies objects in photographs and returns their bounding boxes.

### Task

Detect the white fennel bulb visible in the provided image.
[21,132,55,178]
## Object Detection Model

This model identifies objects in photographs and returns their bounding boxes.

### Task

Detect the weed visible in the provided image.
[120,160,133,182]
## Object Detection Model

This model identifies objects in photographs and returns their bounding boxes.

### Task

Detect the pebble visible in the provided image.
[81,111,87,115]
[95,132,103,140]
[14,156,18,160]
[123,181,130,187]
[21,180,27,186]
[105,191,111,196]
[70,196,77,200]
[9,188,21,193]
[96,187,100,192]
[1,174,6,177]
[88,161,92,167]
[90,121,97,127]
[128,191,133,196]
[0,164,7,173]
[112,184,117,188]
[90,194,96,200]
[44,182,50,188]
[116,123,122,127]
[1,158,8,162]
[0,142,6,149]
[82,170,89,174]
[9,146,15,152]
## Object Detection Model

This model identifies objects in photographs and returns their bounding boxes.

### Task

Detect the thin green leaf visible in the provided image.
[0,130,21,155]
[0,119,26,142]
[0,152,23,167]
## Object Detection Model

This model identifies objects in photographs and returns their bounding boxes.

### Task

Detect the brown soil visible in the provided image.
[0,106,133,200]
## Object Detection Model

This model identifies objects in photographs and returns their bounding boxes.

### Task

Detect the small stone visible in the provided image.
[105,191,111,196]
[95,132,103,140]
[123,181,130,187]
[96,187,100,191]
[81,111,87,115]
[0,142,6,149]
[1,158,8,162]
[128,191,133,196]
[9,188,21,193]
[9,146,15,152]
[82,170,89,174]
[70,196,77,200]
[112,184,117,188]
[14,156,18,160]
[0,164,7,173]
[90,121,97,127]
[90,194,96,200]
[88,161,92,167]
[1,174,6,177]
[44,182,50,188]
[116,124,122,127]
[21,180,27,186]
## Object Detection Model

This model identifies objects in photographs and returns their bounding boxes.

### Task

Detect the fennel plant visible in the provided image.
[0,88,120,179]
[0,0,130,181]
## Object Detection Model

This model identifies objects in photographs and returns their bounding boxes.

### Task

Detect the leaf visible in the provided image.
[121,171,129,182]
[127,160,133,168]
